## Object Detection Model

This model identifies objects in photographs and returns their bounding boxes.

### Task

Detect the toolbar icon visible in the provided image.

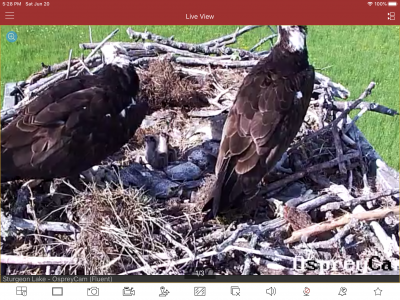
[194,287,206,296]
[87,287,99,296]
[52,287,63,296]
[266,287,276,296]
[123,287,135,296]
[16,286,27,296]
[388,2,397,6]
[231,286,240,296]
[303,287,310,296]
[338,287,347,296]
[368,2,373,6]
[6,31,17,43]
[159,287,170,297]
[388,12,395,20]
[374,288,382,296]
[5,12,14,20]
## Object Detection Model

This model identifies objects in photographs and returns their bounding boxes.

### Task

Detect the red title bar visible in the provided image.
[0,0,399,25]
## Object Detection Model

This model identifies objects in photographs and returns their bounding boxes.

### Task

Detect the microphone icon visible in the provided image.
[303,287,310,296]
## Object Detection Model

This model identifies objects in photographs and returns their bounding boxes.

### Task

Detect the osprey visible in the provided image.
[202,25,315,221]
[1,43,148,182]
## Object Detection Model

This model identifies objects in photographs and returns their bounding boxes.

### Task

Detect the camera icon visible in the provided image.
[87,287,99,296]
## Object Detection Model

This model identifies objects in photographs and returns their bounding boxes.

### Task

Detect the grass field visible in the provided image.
[1,25,399,169]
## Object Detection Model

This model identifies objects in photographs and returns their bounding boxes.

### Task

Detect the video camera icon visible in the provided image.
[123,287,135,296]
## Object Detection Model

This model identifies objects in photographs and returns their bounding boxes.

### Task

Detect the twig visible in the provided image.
[249,34,277,52]
[332,124,347,175]
[200,25,262,47]
[89,25,93,43]
[340,188,399,208]
[1,255,78,266]
[311,99,399,117]
[294,218,359,249]
[66,49,73,79]
[264,151,360,192]
[284,206,399,244]
[289,82,376,153]
[241,233,259,275]
[329,184,397,257]
[126,27,260,59]
[86,28,120,62]
[160,229,195,260]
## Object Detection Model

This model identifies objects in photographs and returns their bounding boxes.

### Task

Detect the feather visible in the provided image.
[1,53,148,183]
[202,25,315,221]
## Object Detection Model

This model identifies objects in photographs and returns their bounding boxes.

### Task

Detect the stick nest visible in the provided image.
[1,26,399,277]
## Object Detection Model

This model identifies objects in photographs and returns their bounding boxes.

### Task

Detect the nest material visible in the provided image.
[138,60,212,111]
[1,27,399,276]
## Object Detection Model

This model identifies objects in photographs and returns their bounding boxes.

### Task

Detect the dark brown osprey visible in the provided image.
[202,25,315,221]
[1,43,148,182]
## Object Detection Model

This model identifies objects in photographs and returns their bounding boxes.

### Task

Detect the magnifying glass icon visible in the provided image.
[6,31,18,42]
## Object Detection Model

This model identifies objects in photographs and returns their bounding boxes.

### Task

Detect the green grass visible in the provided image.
[1,25,399,169]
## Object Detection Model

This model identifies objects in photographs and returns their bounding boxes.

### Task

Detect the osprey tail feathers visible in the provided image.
[202,157,251,222]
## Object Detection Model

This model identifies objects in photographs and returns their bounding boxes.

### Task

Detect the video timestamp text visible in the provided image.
[2,2,50,6]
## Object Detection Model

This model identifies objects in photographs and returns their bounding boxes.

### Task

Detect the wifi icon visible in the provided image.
[368,2,373,5]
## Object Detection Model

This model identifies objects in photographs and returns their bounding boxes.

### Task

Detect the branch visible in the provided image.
[200,25,263,47]
[126,27,260,59]
[1,255,78,266]
[263,151,360,192]
[289,82,376,153]
[284,206,399,244]
[311,99,399,117]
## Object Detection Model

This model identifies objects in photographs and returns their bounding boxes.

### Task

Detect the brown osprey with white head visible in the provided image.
[202,25,315,221]
[1,43,148,182]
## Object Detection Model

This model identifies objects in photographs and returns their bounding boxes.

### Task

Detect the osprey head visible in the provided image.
[144,135,157,146]
[100,43,130,67]
[276,25,308,53]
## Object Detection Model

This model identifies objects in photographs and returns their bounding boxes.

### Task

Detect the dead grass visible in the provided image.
[70,182,181,275]
[138,60,213,112]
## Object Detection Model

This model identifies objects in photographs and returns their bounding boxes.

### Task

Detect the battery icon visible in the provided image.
[388,1,397,6]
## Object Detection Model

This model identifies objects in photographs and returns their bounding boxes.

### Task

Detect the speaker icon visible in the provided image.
[266,287,277,296]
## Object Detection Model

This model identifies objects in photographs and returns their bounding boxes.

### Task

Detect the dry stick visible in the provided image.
[126,27,260,59]
[310,99,399,117]
[332,123,347,175]
[200,25,262,47]
[160,229,195,260]
[249,34,277,52]
[89,25,93,43]
[263,151,360,192]
[289,82,376,154]
[329,184,398,258]
[85,28,120,62]
[65,49,73,79]
[119,236,287,275]
[294,218,359,249]
[284,206,399,244]
[1,210,78,234]
[1,255,78,266]
[340,188,399,208]
[241,233,259,275]
[342,107,369,135]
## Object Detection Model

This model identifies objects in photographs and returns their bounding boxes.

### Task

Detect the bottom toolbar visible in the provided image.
[2,283,398,299]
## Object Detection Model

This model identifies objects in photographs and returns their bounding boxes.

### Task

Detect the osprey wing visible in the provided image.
[218,62,315,176]
[1,78,137,180]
